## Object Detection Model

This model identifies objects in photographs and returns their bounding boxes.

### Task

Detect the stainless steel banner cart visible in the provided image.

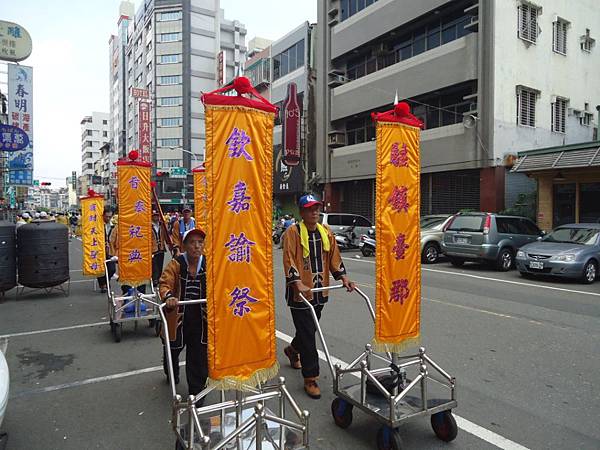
[159,301,311,450]
[104,257,161,342]
[300,285,458,450]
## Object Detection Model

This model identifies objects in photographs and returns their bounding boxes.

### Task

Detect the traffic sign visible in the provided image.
[169,167,188,178]
[33,179,39,186]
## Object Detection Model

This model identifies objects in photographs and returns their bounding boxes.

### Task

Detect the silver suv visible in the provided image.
[441,213,543,271]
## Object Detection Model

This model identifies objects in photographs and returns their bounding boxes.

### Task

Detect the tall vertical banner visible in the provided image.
[138,101,151,163]
[116,156,152,286]
[7,64,33,185]
[202,77,277,389]
[372,104,423,352]
[193,166,207,232]
[81,194,106,277]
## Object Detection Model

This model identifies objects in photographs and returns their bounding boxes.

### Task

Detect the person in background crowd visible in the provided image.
[151,209,167,287]
[171,207,196,256]
[159,228,208,403]
[56,212,69,226]
[69,213,78,238]
[34,212,41,220]
[22,212,31,223]
[282,194,355,399]
[98,207,116,294]
[15,214,26,228]
[38,211,49,221]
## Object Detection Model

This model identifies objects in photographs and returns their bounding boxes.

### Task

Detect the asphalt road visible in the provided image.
[0,240,599,449]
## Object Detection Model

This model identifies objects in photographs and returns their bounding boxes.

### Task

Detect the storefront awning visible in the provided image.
[512,141,600,173]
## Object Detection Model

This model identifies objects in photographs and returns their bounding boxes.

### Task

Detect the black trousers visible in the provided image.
[152,251,165,286]
[97,259,116,289]
[163,329,208,397]
[290,304,323,379]
[121,284,146,295]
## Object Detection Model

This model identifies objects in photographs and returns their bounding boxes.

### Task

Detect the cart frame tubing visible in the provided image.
[299,285,457,429]
[104,258,161,325]
[158,301,311,449]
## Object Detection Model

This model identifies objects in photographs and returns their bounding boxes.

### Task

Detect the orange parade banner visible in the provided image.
[372,104,423,352]
[116,159,152,287]
[81,195,106,277]
[193,166,207,232]
[202,78,278,389]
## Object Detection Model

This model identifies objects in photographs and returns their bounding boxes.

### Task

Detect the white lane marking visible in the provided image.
[342,257,600,298]
[0,321,109,339]
[9,326,529,449]
[276,329,530,450]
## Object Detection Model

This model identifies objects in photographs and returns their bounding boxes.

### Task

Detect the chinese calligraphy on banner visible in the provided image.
[192,166,207,232]
[202,79,277,390]
[81,195,106,277]
[138,101,151,163]
[373,104,422,352]
[7,64,33,185]
[116,159,152,287]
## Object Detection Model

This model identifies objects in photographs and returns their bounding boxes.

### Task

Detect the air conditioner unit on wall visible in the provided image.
[328,131,346,147]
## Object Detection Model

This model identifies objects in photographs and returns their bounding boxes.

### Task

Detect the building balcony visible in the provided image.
[330,34,477,122]
[329,123,480,182]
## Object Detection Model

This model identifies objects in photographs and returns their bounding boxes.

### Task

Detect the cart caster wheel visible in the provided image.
[113,323,122,343]
[331,398,353,429]
[431,410,458,442]
[376,426,403,450]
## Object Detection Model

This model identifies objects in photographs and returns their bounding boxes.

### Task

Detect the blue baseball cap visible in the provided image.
[298,194,322,208]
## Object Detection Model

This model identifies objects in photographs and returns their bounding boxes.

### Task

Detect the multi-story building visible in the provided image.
[316,0,600,220]
[80,112,110,196]
[244,22,317,214]
[109,0,247,208]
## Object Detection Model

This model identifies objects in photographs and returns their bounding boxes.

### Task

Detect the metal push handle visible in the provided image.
[159,300,207,399]
[298,284,375,379]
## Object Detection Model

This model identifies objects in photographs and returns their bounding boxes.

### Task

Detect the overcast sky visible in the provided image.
[1,0,316,186]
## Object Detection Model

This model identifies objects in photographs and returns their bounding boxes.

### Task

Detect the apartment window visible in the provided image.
[340,0,378,21]
[102,120,108,125]
[157,11,182,22]
[103,131,108,137]
[553,18,569,54]
[159,117,182,127]
[146,61,152,72]
[159,96,183,106]
[158,75,182,85]
[272,40,305,80]
[346,117,375,146]
[135,73,143,85]
[159,33,181,43]
[159,138,182,147]
[159,54,181,64]
[517,87,537,127]
[146,41,152,52]
[157,159,181,168]
[551,97,568,133]
[86,130,92,136]
[518,2,540,44]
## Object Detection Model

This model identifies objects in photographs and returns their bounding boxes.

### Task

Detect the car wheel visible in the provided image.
[448,257,464,267]
[496,248,514,271]
[582,260,597,284]
[422,243,440,264]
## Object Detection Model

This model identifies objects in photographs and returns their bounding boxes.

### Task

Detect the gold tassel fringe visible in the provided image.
[371,336,421,354]
[206,361,280,392]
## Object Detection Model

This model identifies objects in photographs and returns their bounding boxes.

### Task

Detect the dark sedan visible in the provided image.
[515,223,600,284]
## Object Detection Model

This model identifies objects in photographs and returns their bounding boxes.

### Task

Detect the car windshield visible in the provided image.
[446,216,484,232]
[543,227,600,245]
[421,217,449,230]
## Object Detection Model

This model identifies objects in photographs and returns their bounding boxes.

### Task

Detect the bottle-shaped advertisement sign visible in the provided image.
[282,82,301,167]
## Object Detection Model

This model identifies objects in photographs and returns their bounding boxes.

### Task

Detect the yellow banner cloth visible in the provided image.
[204,102,277,390]
[81,196,106,277]
[374,121,421,352]
[117,163,152,287]
[193,168,207,231]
